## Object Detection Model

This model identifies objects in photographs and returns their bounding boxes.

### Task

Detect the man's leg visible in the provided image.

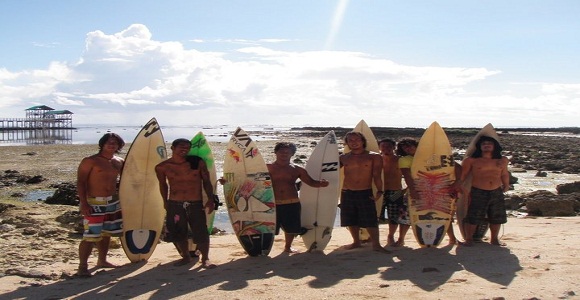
[489,223,505,246]
[367,227,389,253]
[396,224,410,247]
[96,236,119,268]
[78,240,93,276]
[284,233,298,253]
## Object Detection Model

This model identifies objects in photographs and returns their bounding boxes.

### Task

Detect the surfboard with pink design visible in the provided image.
[409,121,456,247]
[223,127,276,256]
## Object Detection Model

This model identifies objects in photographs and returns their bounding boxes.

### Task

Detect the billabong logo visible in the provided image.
[321,162,338,172]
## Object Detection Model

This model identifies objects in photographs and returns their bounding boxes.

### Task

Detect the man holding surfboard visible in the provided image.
[155,138,217,268]
[339,132,388,252]
[76,133,125,277]
[460,136,510,247]
[267,142,329,253]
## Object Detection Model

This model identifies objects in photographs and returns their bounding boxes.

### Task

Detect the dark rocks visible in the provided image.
[556,181,580,194]
[521,190,577,216]
[1,170,45,186]
[535,171,548,177]
[45,182,78,206]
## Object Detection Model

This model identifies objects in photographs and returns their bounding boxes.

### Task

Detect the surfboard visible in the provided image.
[409,121,455,247]
[180,131,219,255]
[341,120,382,240]
[300,131,340,252]
[457,123,500,240]
[119,118,167,262]
[223,127,276,256]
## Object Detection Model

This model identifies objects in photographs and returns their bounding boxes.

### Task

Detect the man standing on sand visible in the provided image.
[267,142,329,253]
[461,136,510,246]
[340,131,388,252]
[155,138,217,268]
[76,133,125,277]
[379,138,410,247]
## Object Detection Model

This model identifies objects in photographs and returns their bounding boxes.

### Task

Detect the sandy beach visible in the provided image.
[1,209,578,299]
[1,134,579,299]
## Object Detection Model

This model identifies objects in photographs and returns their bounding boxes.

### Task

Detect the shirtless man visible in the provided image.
[76,133,125,277]
[460,136,510,246]
[340,131,388,252]
[379,138,410,247]
[155,138,216,268]
[267,142,329,253]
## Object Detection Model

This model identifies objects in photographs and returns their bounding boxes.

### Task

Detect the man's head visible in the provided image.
[274,142,297,155]
[473,135,502,159]
[396,138,418,156]
[98,133,125,153]
[171,138,191,157]
[344,131,367,150]
[379,138,396,154]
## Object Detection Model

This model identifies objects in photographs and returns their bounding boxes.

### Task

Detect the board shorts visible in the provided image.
[340,189,378,228]
[82,196,123,242]
[165,200,209,244]
[384,190,411,225]
[465,187,507,225]
[275,201,305,235]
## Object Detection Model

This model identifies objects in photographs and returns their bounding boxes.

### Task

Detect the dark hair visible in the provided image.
[344,131,367,149]
[274,142,297,154]
[379,138,396,147]
[396,138,418,156]
[98,133,125,153]
[472,135,503,159]
[171,138,191,148]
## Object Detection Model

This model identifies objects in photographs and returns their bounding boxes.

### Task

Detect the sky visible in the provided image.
[1,0,579,128]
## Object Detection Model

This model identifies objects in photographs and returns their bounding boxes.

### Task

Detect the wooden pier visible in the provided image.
[0,105,74,130]
[0,105,75,144]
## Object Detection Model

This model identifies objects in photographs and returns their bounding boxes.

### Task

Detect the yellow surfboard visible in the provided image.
[409,121,455,247]
[119,118,167,262]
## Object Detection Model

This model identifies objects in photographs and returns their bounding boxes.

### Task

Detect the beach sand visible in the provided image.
[0,214,578,299]
[1,140,579,299]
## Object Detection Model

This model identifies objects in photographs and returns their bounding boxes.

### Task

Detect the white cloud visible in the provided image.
[0,24,577,127]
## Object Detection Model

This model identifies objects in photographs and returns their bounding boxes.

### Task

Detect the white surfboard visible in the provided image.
[223,127,276,256]
[119,118,167,262]
[300,131,340,252]
[341,120,382,240]
[457,123,500,240]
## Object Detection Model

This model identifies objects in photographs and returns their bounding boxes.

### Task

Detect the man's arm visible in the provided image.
[199,161,216,213]
[500,157,510,192]
[297,167,329,188]
[77,157,93,217]
[372,154,383,200]
[155,164,169,209]
[460,158,473,182]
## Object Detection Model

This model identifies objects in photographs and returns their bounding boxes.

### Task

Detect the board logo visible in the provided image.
[191,138,206,149]
[232,128,252,149]
[143,120,160,138]
[321,162,338,172]
[156,146,167,159]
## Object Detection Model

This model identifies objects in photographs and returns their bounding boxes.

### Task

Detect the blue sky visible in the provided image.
[1,0,579,128]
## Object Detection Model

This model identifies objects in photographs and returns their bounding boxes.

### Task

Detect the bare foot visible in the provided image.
[394,240,405,247]
[386,237,396,246]
[343,243,362,250]
[201,260,217,269]
[373,246,391,253]
[76,264,91,278]
[283,247,300,253]
[490,240,507,247]
[461,240,475,247]
[173,258,192,266]
[96,261,120,268]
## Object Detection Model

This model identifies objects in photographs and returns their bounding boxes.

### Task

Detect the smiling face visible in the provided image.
[171,142,191,158]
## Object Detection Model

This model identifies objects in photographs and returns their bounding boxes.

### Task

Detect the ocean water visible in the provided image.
[0,124,290,146]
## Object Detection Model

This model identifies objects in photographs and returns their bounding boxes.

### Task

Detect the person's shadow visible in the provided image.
[455,243,522,286]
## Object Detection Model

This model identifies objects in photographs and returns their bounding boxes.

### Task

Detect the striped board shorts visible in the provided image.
[82,196,123,242]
